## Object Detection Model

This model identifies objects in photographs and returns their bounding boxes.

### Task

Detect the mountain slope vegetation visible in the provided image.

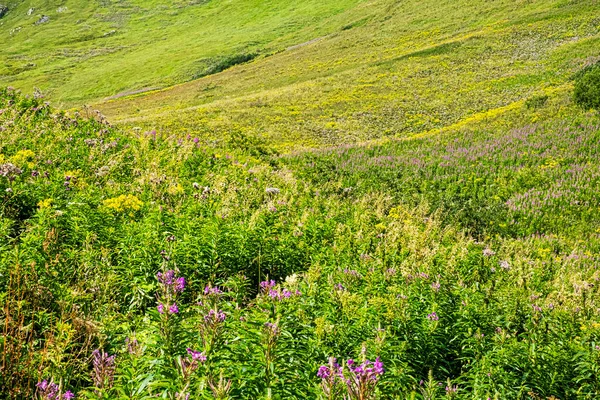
[1,0,600,399]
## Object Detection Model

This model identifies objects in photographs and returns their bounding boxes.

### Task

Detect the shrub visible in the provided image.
[574,63,600,110]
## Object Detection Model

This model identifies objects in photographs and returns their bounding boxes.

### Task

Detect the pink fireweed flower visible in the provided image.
[446,385,458,394]
[343,269,361,278]
[264,322,280,336]
[179,349,206,381]
[175,277,186,293]
[260,280,276,293]
[267,287,301,301]
[483,247,496,257]
[499,260,511,270]
[63,391,75,399]
[156,270,185,315]
[427,312,439,321]
[204,309,226,323]
[186,348,207,362]
[125,336,140,355]
[157,270,176,285]
[36,380,59,399]
[204,285,222,296]
[92,349,116,390]
[318,356,384,399]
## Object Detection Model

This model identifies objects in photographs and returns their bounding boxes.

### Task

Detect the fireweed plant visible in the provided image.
[3,86,600,399]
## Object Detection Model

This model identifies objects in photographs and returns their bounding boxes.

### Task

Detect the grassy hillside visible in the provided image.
[3,84,600,399]
[2,0,600,399]
[96,0,600,149]
[0,0,363,104]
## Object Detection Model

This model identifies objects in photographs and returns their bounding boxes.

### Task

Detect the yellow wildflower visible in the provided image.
[38,198,53,209]
[103,194,143,213]
[11,149,35,168]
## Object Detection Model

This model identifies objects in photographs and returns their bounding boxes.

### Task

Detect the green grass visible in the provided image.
[3,0,600,398]
[91,0,600,150]
[0,0,363,104]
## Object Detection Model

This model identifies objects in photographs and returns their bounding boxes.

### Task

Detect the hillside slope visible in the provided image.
[95,0,600,149]
[0,0,363,104]
[2,0,600,399]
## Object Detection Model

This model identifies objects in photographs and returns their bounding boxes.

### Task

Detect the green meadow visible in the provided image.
[1,0,600,398]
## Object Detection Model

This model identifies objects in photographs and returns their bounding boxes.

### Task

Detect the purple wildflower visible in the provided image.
[204,309,226,323]
[427,312,439,321]
[203,285,222,296]
[62,391,75,399]
[317,365,331,379]
[36,379,62,399]
[259,280,276,293]
[92,349,116,390]
[264,322,280,336]
[156,269,185,315]
[186,348,207,363]
[175,277,186,293]
[125,337,140,355]
[445,385,458,394]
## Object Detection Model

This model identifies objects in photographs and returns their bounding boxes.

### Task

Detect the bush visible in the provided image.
[574,64,600,110]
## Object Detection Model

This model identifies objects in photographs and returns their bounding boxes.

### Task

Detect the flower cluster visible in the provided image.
[102,194,143,213]
[92,349,116,391]
[259,280,276,293]
[36,380,75,399]
[0,162,22,181]
[317,357,344,399]
[64,175,74,191]
[317,356,384,400]
[346,358,384,381]
[179,348,206,380]
[11,149,35,167]
[427,312,439,321]
[343,269,362,279]
[156,269,185,316]
[176,348,207,399]
[268,287,301,300]
[259,279,301,300]
[204,309,227,324]
[204,285,223,296]
[264,321,280,337]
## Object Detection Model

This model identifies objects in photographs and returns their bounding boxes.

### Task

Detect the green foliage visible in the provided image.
[574,64,600,110]
[1,0,600,398]
[192,53,258,81]
[2,88,600,398]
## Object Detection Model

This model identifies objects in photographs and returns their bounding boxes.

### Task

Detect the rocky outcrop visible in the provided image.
[35,15,50,25]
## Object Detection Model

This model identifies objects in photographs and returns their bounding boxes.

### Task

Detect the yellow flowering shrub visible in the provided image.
[11,149,35,168]
[38,198,53,209]
[102,194,143,213]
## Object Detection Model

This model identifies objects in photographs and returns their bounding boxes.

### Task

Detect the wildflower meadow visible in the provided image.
[1,0,600,399]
